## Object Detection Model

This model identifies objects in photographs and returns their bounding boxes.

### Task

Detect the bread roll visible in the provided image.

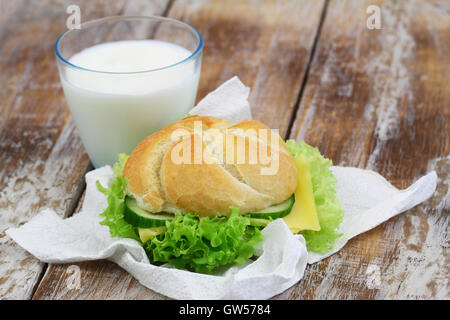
[123,115,297,217]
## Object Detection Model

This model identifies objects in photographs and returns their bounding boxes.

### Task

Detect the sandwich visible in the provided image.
[97,115,343,273]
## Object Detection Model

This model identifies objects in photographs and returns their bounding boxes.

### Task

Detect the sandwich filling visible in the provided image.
[97,139,343,273]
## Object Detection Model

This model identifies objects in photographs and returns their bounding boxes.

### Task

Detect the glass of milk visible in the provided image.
[55,16,203,167]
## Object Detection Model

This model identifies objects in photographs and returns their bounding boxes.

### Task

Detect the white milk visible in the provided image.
[60,40,200,167]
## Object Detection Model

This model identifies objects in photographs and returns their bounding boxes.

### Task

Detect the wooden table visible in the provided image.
[0,0,448,300]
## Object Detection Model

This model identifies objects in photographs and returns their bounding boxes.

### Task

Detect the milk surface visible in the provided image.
[61,40,200,166]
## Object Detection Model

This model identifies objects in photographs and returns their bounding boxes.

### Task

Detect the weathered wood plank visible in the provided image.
[32,0,327,299]
[274,0,449,299]
[0,0,170,300]
[183,0,326,136]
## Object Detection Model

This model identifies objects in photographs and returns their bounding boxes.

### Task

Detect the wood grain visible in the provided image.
[174,0,327,135]
[0,0,170,300]
[274,0,449,299]
[6,0,448,300]
[32,0,327,299]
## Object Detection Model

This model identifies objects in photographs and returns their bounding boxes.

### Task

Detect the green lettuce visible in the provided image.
[96,154,139,241]
[97,156,263,273]
[145,208,263,274]
[285,140,343,253]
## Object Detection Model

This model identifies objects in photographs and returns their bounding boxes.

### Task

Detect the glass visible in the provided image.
[55,16,203,167]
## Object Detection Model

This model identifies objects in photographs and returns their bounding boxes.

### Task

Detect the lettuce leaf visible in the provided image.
[145,208,263,274]
[285,140,344,253]
[98,157,264,273]
[96,154,140,241]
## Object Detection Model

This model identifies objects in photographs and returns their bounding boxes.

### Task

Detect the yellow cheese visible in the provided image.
[283,155,320,233]
[138,226,167,243]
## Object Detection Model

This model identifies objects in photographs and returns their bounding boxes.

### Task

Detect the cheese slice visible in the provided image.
[138,226,167,243]
[283,155,320,233]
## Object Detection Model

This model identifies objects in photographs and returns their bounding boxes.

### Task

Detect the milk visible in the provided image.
[60,40,200,167]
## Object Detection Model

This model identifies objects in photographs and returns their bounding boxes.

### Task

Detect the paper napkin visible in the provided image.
[6,77,437,299]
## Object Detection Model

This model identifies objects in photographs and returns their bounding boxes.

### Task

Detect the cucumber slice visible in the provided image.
[249,218,271,227]
[124,196,174,228]
[138,226,167,243]
[247,194,295,219]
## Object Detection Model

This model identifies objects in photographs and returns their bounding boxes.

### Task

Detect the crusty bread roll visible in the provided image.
[123,115,297,217]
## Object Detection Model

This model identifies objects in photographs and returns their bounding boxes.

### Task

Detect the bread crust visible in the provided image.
[123,116,297,216]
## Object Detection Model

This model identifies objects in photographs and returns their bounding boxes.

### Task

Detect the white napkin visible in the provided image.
[189,76,253,123]
[6,77,437,300]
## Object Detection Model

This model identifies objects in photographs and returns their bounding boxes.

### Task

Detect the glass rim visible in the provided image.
[54,15,203,75]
